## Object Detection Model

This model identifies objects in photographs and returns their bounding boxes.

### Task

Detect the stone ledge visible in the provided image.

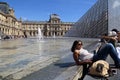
[52,52,83,80]
[20,53,83,80]
[53,65,82,80]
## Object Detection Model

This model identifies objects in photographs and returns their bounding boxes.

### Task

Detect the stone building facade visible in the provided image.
[0,2,74,39]
[22,14,74,38]
[0,2,23,39]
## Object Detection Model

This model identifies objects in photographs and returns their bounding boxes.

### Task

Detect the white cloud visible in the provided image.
[113,1,120,8]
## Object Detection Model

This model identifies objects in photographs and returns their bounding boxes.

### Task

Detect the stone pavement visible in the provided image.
[21,53,81,80]
[0,38,98,80]
[21,40,98,80]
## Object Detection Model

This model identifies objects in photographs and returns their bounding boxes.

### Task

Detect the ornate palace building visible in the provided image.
[0,2,74,39]
[0,2,23,39]
[22,14,74,38]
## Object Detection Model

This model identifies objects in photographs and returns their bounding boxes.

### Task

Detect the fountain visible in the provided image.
[38,27,43,40]
[53,32,56,38]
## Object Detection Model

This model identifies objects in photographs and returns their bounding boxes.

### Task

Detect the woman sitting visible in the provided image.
[71,40,120,80]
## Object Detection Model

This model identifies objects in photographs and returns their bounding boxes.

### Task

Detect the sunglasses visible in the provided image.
[78,43,82,45]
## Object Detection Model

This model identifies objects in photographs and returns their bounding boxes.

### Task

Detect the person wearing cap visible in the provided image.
[101,31,118,47]
[112,29,119,33]
[100,29,120,59]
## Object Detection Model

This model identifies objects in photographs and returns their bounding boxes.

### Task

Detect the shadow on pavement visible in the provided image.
[54,62,76,68]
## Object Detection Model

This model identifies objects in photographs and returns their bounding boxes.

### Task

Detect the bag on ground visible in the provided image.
[88,60,109,77]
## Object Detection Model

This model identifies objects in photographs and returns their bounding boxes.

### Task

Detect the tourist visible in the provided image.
[101,29,119,47]
[71,40,120,80]
[101,30,118,47]
[112,29,120,43]
[112,29,119,34]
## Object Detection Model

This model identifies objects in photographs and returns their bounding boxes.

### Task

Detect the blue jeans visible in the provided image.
[93,43,120,67]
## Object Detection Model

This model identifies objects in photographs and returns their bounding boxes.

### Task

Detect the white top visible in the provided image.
[79,48,94,61]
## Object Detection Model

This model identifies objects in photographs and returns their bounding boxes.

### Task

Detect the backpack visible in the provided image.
[88,60,110,78]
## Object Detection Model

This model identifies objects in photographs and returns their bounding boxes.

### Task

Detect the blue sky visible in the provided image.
[1,0,97,22]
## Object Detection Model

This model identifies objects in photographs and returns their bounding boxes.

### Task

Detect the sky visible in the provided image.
[0,0,97,22]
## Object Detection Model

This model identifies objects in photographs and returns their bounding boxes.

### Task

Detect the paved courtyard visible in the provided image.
[0,38,87,80]
[2,38,118,80]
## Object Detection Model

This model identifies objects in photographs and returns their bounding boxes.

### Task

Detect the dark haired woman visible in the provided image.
[71,40,120,80]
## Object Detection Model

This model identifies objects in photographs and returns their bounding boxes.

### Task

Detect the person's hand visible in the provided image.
[110,36,118,41]
[83,59,92,64]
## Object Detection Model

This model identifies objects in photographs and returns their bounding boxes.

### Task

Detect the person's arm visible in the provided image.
[101,36,117,41]
[73,51,92,65]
